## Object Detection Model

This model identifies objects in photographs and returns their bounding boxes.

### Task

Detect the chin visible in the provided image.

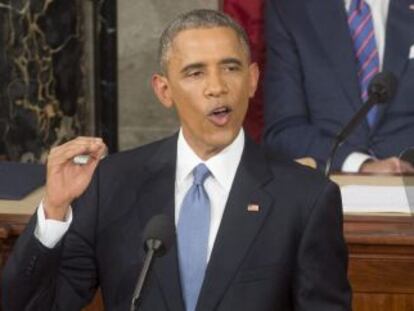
[208,130,238,149]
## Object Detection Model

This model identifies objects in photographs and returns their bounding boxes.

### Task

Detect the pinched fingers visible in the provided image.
[48,137,107,166]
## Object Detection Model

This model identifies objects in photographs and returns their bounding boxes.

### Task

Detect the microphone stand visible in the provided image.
[324,71,396,176]
[130,240,162,311]
[324,97,376,176]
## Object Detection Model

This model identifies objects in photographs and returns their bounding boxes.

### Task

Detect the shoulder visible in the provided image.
[270,157,330,189]
[246,137,336,196]
[97,134,177,177]
[263,155,342,226]
[265,151,339,204]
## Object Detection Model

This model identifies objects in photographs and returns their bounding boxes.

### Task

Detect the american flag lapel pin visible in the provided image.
[247,203,260,212]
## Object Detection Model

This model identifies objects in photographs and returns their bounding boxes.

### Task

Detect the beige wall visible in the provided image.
[118,0,219,150]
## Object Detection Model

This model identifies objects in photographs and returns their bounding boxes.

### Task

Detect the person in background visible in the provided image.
[264,0,414,173]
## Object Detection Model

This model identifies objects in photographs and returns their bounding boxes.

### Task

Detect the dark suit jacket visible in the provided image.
[2,134,351,310]
[264,0,414,171]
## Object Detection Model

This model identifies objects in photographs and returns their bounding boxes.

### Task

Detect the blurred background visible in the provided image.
[0,0,220,163]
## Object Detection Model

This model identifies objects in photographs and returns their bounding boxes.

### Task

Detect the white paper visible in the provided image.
[340,185,414,214]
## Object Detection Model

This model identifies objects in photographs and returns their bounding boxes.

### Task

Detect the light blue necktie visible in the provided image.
[177,163,211,311]
[347,0,380,126]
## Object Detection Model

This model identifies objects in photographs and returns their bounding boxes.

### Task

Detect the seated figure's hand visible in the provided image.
[360,157,414,174]
[43,137,107,220]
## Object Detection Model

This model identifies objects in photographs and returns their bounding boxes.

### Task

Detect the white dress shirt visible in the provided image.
[341,0,390,172]
[35,129,244,254]
[35,201,72,248]
[175,129,244,260]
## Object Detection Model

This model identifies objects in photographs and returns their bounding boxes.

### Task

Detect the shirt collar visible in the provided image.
[176,129,245,192]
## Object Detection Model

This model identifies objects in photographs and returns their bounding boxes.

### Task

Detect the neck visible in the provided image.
[188,142,223,161]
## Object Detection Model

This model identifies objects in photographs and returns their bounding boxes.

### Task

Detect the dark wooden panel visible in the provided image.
[345,214,414,310]
[353,294,414,311]
[83,292,103,311]
[349,257,414,293]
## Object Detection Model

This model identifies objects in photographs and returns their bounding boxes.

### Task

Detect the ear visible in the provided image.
[151,74,174,108]
[248,62,260,98]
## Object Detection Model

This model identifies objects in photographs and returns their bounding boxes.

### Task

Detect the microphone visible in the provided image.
[130,214,175,311]
[324,72,397,176]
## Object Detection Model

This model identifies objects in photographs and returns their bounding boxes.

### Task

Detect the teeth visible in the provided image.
[213,107,229,114]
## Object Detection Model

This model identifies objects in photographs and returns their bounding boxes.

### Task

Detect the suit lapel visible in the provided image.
[307,0,362,112]
[383,0,414,79]
[373,0,414,129]
[137,134,185,311]
[196,138,273,311]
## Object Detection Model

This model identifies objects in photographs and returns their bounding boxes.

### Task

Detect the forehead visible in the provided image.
[167,27,248,65]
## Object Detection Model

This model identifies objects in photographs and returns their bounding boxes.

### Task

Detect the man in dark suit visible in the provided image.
[264,0,414,173]
[2,9,351,311]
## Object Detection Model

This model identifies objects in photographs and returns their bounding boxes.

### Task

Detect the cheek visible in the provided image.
[231,83,250,110]
[175,99,205,129]
[230,76,251,96]
[175,84,204,107]
[171,87,203,116]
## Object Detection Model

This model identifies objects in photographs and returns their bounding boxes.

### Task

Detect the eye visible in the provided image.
[186,70,204,78]
[223,64,241,72]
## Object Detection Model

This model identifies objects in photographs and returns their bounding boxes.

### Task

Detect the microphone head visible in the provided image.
[143,214,175,257]
[368,71,397,104]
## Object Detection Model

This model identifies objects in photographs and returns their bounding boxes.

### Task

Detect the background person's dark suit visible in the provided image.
[2,134,351,311]
[263,0,414,171]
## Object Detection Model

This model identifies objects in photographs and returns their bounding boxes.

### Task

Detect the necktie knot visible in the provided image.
[350,0,364,12]
[193,163,210,186]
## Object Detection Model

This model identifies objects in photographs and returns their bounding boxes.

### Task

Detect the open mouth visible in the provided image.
[208,106,232,126]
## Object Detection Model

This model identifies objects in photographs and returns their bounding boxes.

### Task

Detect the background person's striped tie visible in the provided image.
[348,0,380,126]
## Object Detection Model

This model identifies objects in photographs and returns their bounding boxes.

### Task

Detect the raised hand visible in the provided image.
[43,137,107,220]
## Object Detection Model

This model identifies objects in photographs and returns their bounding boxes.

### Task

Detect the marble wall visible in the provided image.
[0,0,220,160]
[117,0,219,151]
[0,0,91,162]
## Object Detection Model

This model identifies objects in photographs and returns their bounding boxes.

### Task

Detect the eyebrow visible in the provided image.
[180,57,244,75]
[180,63,205,75]
[219,57,243,67]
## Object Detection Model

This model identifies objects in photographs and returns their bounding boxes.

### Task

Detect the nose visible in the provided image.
[204,70,228,98]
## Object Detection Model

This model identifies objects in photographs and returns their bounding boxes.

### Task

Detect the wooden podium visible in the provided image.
[333,174,414,311]
[1,175,414,311]
[345,214,414,311]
